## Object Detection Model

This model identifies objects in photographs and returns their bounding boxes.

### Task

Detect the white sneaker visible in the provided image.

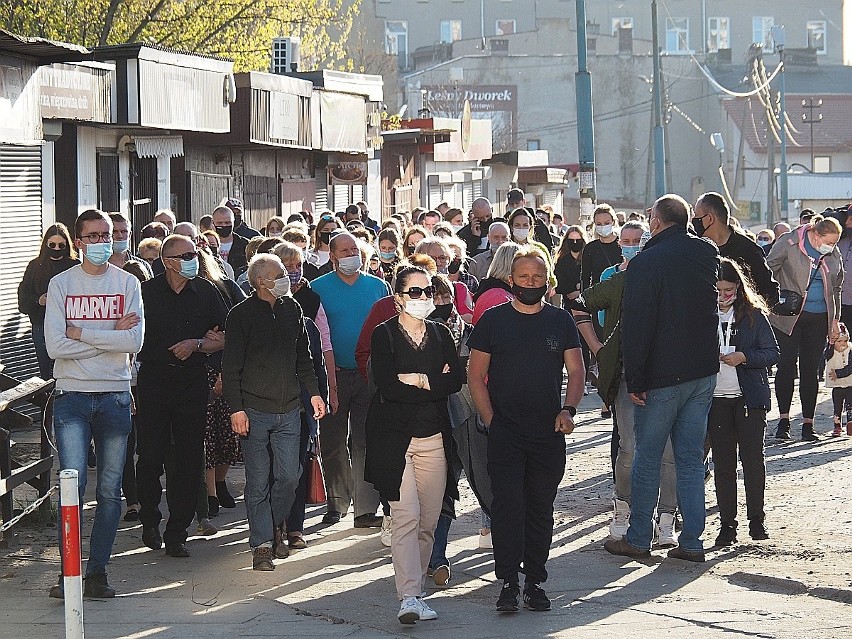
[656,512,678,548]
[478,531,493,549]
[380,516,393,547]
[609,499,630,539]
[417,597,438,620]
[398,596,421,624]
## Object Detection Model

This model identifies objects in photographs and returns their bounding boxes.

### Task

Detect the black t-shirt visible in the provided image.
[467,302,581,440]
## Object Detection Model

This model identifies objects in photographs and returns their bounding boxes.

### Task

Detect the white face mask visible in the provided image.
[817,241,835,255]
[513,227,530,241]
[452,224,464,234]
[337,254,363,275]
[595,224,614,237]
[405,298,435,320]
[267,276,291,298]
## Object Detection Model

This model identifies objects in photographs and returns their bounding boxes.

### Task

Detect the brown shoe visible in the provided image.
[604,537,651,558]
[273,524,289,559]
[252,546,275,571]
[667,546,705,563]
[288,533,307,550]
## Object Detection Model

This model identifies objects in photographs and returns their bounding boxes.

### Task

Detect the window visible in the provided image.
[814,156,831,173]
[807,20,827,54]
[385,21,408,69]
[665,17,689,53]
[527,139,541,151]
[612,17,633,35]
[753,17,774,52]
[496,19,516,36]
[440,19,462,43]
[707,17,730,52]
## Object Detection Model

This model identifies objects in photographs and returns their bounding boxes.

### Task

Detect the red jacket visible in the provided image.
[355,296,397,380]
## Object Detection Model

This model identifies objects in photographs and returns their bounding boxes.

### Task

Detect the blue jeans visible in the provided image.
[54,390,132,576]
[429,513,452,569]
[242,407,302,548]
[626,376,714,553]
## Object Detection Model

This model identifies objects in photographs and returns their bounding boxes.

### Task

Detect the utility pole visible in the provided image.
[651,0,666,198]
[772,25,788,220]
[575,0,596,224]
[801,97,823,172]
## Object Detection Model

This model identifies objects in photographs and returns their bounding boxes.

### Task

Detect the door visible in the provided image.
[186,171,232,224]
[0,144,42,381]
[96,152,120,212]
[130,154,157,244]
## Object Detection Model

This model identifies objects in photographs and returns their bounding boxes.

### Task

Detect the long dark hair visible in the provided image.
[718,257,770,326]
[556,225,587,263]
[35,223,77,291]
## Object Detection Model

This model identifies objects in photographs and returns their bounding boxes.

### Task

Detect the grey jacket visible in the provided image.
[766,225,844,336]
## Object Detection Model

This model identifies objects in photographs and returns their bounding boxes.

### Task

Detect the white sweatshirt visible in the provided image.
[826,346,852,389]
[45,263,144,392]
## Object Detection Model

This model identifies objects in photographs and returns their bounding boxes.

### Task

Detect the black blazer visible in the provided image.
[225,233,249,276]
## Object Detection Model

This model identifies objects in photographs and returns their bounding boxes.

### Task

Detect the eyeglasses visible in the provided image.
[47,242,67,249]
[164,251,199,261]
[80,232,112,243]
[401,285,435,299]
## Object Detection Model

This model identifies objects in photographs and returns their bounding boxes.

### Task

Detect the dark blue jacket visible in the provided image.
[623,225,720,393]
[728,311,779,410]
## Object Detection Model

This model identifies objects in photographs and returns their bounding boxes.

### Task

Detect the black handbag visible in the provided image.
[774,258,823,316]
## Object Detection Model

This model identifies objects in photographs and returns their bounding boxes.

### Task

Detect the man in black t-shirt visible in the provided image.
[468,246,585,613]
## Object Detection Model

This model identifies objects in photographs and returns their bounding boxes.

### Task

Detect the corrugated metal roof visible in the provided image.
[0,29,89,60]
[92,43,231,63]
[709,63,852,96]
[788,173,852,200]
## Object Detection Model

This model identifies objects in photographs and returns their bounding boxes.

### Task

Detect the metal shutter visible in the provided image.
[332,184,349,212]
[0,144,42,381]
[462,181,474,210]
[428,183,441,209]
[314,169,328,213]
[473,179,483,200]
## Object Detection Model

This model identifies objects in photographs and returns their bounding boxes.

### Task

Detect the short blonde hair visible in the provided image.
[272,240,304,264]
[511,245,551,280]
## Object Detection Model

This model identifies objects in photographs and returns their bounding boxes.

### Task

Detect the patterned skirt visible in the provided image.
[205,366,242,468]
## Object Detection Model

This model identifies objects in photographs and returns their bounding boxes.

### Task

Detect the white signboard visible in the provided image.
[269,92,300,141]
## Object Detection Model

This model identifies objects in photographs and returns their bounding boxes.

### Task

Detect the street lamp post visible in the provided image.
[575,0,597,224]
[772,25,788,220]
[802,98,823,172]
[651,0,666,198]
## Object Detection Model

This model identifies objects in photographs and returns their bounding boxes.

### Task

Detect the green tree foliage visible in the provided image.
[2,0,360,71]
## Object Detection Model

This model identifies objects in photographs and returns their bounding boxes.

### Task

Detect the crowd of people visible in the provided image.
[22,189,849,623]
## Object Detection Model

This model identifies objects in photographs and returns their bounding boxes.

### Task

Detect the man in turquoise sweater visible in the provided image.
[312,232,391,527]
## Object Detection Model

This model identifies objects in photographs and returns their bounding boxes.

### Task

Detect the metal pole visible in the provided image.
[651,0,666,198]
[575,0,597,224]
[778,42,788,219]
[60,469,84,639]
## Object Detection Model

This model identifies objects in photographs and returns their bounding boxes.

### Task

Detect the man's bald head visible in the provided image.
[173,222,198,240]
[471,197,492,222]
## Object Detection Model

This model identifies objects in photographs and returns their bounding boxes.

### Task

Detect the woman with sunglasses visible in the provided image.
[18,223,79,379]
[365,266,464,625]
[304,214,342,281]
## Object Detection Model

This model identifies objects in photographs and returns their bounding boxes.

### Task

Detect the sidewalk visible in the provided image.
[2,387,851,638]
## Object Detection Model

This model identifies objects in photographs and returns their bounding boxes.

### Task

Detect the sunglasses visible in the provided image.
[165,251,199,261]
[401,285,435,299]
[47,242,67,249]
[319,214,335,222]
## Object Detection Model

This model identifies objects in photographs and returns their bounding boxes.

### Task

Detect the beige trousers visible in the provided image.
[389,432,447,599]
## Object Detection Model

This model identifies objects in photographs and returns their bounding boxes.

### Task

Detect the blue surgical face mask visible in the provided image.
[84,242,112,266]
[180,256,199,279]
[621,245,641,262]
[379,250,397,261]
[112,239,130,254]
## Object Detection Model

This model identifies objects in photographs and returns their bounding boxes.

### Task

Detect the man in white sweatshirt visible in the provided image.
[45,209,144,599]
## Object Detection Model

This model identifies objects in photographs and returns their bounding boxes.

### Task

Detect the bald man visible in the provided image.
[458,197,495,257]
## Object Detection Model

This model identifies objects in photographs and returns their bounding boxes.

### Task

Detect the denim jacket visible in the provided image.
[729,311,779,410]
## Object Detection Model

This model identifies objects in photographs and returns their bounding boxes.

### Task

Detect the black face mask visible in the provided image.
[448,257,462,274]
[48,247,66,259]
[565,239,584,253]
[319,232,332,246]
[511,283,548,306]
[692,215,710,237]
[215,225,233,238]
[429,303,454,322]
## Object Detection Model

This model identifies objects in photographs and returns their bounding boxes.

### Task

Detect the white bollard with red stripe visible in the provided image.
[60,469,84,639]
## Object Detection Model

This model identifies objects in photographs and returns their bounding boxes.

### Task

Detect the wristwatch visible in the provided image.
[196,339,203,351]
[561,405,577,417]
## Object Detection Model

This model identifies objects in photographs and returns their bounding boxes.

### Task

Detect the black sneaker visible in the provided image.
[83,573,115,598]
[208,495,220,517]
[802,423,820,442]
[715,523,737,547]
[48,574,63,599]
[353,514,383,528]
[523,583,551,611]
[142,525,162,550]
[496,581,520,612]
[774,418,791,441]
[749,520,770,540]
